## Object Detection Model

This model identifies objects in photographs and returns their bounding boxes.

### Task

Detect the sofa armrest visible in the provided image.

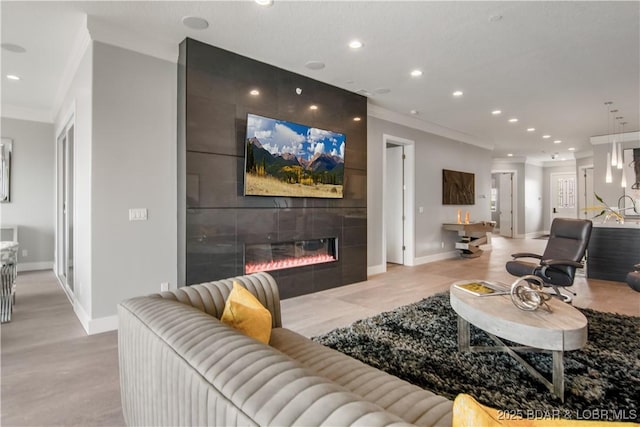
[155,271,282,328]
[118,297,412,427]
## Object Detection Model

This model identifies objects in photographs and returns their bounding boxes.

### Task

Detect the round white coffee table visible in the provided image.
[450,281,588,402]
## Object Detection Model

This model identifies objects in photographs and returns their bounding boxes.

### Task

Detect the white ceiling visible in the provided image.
[2,1,639,163]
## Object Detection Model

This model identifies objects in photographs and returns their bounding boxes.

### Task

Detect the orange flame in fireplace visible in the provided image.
[245,254,336,274]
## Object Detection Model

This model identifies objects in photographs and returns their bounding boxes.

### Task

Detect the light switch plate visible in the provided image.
[129,208,148,221]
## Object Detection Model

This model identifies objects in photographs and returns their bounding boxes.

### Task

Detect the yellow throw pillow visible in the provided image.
[220,281,272,344]
[452,394,636,427]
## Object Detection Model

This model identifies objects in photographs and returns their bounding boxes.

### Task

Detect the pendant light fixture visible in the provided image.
[610,109,618,167]
[616,116,624,169]
[604,102,613,183]
[620,121,628,188]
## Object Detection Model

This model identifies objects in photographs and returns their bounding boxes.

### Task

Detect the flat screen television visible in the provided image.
[442,169,475,205]
[244,113,346,198]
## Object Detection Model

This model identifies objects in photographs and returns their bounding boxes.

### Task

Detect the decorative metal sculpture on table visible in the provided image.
[510,275,552,312]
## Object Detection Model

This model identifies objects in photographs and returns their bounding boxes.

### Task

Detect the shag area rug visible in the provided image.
[313,293,639,421]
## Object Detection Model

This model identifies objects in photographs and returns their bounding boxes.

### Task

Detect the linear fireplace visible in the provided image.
[245,238,338,274]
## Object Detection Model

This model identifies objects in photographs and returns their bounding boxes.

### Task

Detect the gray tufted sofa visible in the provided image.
[118,272,453,426]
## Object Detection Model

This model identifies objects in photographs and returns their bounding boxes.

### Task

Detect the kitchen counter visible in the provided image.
[587,224,640,282]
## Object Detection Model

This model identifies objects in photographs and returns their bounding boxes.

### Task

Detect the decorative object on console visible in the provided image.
[443,221,495,258]
[442,169,475,205]
[244,113,346,198]
[509,275,552,312]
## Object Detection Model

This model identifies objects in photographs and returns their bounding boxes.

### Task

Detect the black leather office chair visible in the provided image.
[506,218,593,302]
[627,264,640,292]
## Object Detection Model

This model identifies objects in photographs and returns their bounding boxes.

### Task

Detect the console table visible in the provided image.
[442,222,495,258]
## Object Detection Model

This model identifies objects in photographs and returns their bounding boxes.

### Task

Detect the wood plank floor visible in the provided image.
[1,236,638,426]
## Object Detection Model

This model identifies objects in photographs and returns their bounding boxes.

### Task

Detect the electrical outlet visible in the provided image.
[419,206,424,213]
[22,249,28,257]
[160,282,169,292]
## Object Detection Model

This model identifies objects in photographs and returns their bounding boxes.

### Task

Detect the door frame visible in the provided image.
[550,172,578,222]
[578,164,594,220]
[491,169,518,237]
[54,109,76,301]
[381,134,415,269]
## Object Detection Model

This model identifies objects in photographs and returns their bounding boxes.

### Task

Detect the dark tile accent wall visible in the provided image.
[179,38,367,298]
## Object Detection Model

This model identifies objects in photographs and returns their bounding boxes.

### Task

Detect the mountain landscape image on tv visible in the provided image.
[244,113,346,198]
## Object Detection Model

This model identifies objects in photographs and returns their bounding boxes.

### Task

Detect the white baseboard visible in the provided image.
[74,299,118,335]
[18,261,53,272]
[413,250,459,266]
[367,264,386,276]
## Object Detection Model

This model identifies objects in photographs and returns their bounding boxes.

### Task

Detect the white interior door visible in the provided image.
[498,173,513,237]
[385,145,404,264]
[551,173,577,221]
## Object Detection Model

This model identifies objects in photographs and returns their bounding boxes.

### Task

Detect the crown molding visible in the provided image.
[540,158,576,168]
[590,131,640,145]
[367,103,494,151]
[492,156,526,164]
[1,104,53,123]
[574,149,594,160]
[87,15,178,64]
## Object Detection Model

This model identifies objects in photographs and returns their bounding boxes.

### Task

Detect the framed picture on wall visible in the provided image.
[0,138,12,203]
[442,169,475,205]
[623,148,640,217]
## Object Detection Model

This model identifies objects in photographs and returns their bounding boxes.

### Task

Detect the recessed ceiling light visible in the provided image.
[349,40,363,49]
[305,60,325,70]
[1,43,26,53]
[182,16,209,30]
[374,87,391,95]
[249,89,260,96]
[255,0,273,5]
[508,118,518,123]
[353,117,361,122]
[6,74,20,81]
[410,69,423,77]
[553,140,562,144]
[527,128,535,132]
[309,105,318,110]
[452,90,463,97]
[491,110,502,115]
[410,109,419,115]
[507,153,514,157]
[568,147,576,151]
[542,135,551,139]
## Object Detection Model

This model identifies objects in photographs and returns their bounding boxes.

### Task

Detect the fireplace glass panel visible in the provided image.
[245,238,337,274]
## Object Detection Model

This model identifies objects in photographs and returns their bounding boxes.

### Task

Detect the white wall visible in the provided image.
[91,42,177,320]
[0,118,55,270]
[368,117,492,269]
[524,163,544,235]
